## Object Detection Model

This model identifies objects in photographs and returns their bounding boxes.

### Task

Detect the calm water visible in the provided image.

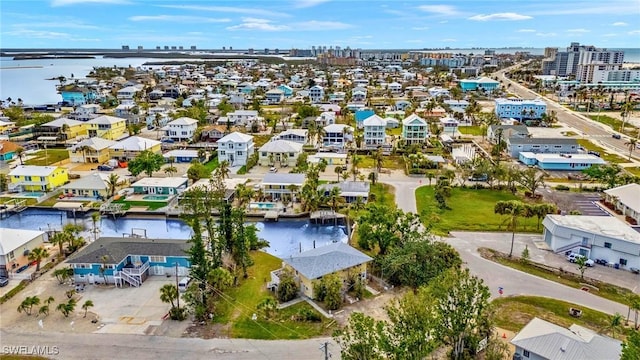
[2,49,639,105]
[0,209,347,258]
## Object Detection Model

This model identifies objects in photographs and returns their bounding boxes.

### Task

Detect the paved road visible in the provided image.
[495,67,639,161]
[0,330,338,360]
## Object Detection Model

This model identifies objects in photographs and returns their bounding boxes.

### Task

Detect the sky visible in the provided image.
[1,0,639,50]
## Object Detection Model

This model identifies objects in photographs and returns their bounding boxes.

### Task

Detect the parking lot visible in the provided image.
[538,188,610,216]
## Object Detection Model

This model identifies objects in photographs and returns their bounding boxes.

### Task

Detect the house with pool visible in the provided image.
[261,173,305,201]
[66,237,191,287]
[131,177,188,197]
[61,173,110,199]
[8,165,69,192]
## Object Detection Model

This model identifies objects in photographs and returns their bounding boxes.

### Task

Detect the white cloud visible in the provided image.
[412,26,430,30]
[11,21,100,30]
[439,20,448,24]
[530,3,639,16]
[294,0,329,8]
[567,28,590,33]
[628,30,640,35]
[469,13,532,21]
[441,38,457,42]
[159,5,287,18]
[226,18,351,31]
[536,32,557,37]
[417,5,459,16]
[294,20,353,30]
[517,29,536,33]
[612,22,628,26]
[51,0,129,6]
[129,15,231,23]
[227,18,289,31]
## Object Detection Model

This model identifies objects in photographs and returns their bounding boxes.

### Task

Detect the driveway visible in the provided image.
[538,188,610,216]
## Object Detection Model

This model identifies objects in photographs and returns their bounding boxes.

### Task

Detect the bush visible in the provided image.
[169,306,187,321]
[555,185,570,191]
[296,307,321,322]
[236,166,247,175]
[0,280,29,304]
[277,270,299,302]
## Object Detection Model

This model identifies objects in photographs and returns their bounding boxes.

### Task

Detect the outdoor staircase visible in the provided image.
[116,271,141,287]
[555,242,586,254]
[114,261,149,288]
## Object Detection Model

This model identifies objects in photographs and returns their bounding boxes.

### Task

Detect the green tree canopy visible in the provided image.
[128,150,165,177]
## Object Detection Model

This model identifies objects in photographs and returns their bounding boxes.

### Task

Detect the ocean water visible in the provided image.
[1,49,639,105]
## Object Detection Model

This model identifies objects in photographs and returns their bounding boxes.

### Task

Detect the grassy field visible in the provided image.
[358,155,405,170]
[588,114,637,135]
[212,251,333,339]
[492,296,619,337]
[458,126,485,136]
[112,199,168,210]
[415,187,539,235]
[24,149,69,166]
[576,139,627,164]
[370,183,396,208]
[253,135,273,147]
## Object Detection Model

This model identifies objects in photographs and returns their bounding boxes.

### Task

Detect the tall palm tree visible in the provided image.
[50,231,69,256]
[28,247,49,272]
[334,166,343,182]
[625,138,637,161]
[350,154,361,181]
[620,101,635,133]
[90,211,101,241]
[159,284,179,309]
[217,160,230,180]
[106,173,121,198]
[15,147,25,165]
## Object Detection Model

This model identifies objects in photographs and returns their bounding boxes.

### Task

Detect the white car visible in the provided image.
[269,167,278,173]
[566,253,594,267]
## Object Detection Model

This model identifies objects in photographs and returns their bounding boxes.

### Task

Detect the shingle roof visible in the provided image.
[283,242,372,280]
[66,237,190,265]
[259,140,303,153]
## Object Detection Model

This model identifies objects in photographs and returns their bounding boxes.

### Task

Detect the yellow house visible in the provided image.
[271,242,372,299]
[61,173,110,199]
[8,165,69,192]
[69,137,116,164]
[109,136,161,161]
[39,117,88,141]
[87,115,127,140]
[0,120,16,134]
[307,152,347,165]
[0,228,46,272]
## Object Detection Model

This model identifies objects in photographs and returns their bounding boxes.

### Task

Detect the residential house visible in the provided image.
[459,77,500,92]
[258,140,303,167]
[362,115,387,149]
[163,149,201,163]
[394,100,411,111]
[269,242,372,298]
[70,104,101,121]
[0,228,46,275]
[217,132,254,166]
[387,82,402,93]
[60,173,109,199]
[0,119,16,134]
[265,89,285,104]
[354,109,376,129]
[402,114,429,145]
[60,87,99,106]
[439,117,459,136]
[385,117,400,129]
[131,177,188,196]
[273,129,308,145]
[87,115,127,140]
[116,86,141,101]
[511,317,621,360]
[162,117,199,142]
[66,237,191,286]
[323,124,353,149]
[542,215,640,270]
[68,137,116,163]
[518,152,605,170]
[37,117,87,142]
[506,138,578,158]
[261,173,305,200]
[315,112,336,127]
[0,140,21,161]
[200,125,228,142]
[351,90,366,102]
[317,104,341,114]
[319,181,370,203]
[9,165,69,192]
[603,183,640,225]
[277,84,294,97]
[495,98,547,120]
[487,124,529,144]
[309,85,325,103]
[227,110,259,126]
[308,152,348,165]
[113,103,139,122]
[443,99,469,114]
[109,136,162,161]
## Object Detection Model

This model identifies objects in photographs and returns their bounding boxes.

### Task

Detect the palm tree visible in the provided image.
[81,300,94,318]
[280,152,289,167]
[496,203,525,257]
[90,211,101,241]
[625,138,637,161]
[268,153,275,166]
[620,101,635,133]
[154,113,162,140]
[164,166,178,177]
[99,255,109,285]
[106,173,121,198]
[603,313,624,339]
[56,299,77,318]
[15,147,25,165]
[334,166,343,182]
[286,184,299,203]
[17,296,40,316]
[218,160,230,179]
[350,154,361,181]
[372,148,384,174]
[27,247,49,272]
[159,284,179,309]
[50,231,69,256]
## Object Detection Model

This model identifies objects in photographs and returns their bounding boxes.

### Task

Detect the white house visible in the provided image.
[362,115,387,149]
[273,129,308,144]
[0,228,46,274]
[227,110,259,126]
[116,86,141,101]
[217,132,254,166]
[443,99,469,114]
[323,124,353,149]
[542,214,640,271]
[162,117,199,142]
[315,112,336,127]
[309,85,325,103]
[387,82,402,93]
[265,89,285,104]
[258,140,303,167]
[603,183,640,225]
[402,114,429,145]
[440,117,459,136]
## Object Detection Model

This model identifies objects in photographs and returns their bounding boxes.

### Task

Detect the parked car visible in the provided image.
[0,277,9,287]
[594,258,608,265]
[468,174,488,182]
[566,253,594,266]
[97,165,114,171]
[269,167,278,173]
[612,133,621,139]
[587,151,600,157]
[630,267,640,274]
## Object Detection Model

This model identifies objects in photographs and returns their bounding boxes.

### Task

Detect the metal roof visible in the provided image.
[283,242,372,280]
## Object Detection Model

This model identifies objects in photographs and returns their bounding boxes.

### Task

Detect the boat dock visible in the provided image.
[309,210,346,224]
[264,211,279,221]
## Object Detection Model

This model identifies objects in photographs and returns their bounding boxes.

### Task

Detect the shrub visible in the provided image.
[555,185,570,191]
[1,280,29,304]
[277,270,299,302]
[296,307,321,322]
[236,166,247,175]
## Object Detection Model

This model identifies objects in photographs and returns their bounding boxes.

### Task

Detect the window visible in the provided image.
[604,242,612,249]
[261,152,267,156]
[150,256,165,263]
[8,251,15,260]
[220,151,225,156]
[620,258,628,266]
[523,350,530,358]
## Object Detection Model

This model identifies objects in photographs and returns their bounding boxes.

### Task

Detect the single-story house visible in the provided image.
[109,136,162,161]
[603,183,640,225]
[131,177,188,196]
[258,140,303,167]
[261,173,305,200]
[163,149,201,163]
[0,228,46,275]
[66,237,191,286]
[200,125,228,142]
[68,137,116,164]
[511,317,621,360]
[0,140,21,161]
[269,242,372,298]
[542,214,640,270]
[308,152,348,165]
[60,173,109,199]
[518,152,605,170]
[319,181,370,203]
[506,138,578,158]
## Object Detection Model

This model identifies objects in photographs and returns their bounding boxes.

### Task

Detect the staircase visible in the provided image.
[555,241,586,254]
[115,270,141,287]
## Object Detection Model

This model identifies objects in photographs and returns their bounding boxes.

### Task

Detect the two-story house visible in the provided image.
[439,117,459,136]
[116,86,141,101]
[362,115,387,149]
[265,89,285,104]
[258,140,303,167]
[309,85,325,103]
[227,110,259,126]
[273,129,308,145]
[37,117,87,142]
[261,173,305,200]
[162,117,199,142]
[9,165,69,192]
[109,136,162,161]
[217,132,254,166]
[402,114,429,145]
[323,124,353,149]
[87,115,127,140]
[69,137,116,163]
[506,137,578,158]
[200,125,228,142]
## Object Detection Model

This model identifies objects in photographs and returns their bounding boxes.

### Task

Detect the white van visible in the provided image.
[178,277,191,293]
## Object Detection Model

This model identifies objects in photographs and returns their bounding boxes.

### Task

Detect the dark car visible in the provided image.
[612,133,622,139]
[0,277,9,287]
[588,151,601,157]
[595,258,608,265]
[97,165,114,171]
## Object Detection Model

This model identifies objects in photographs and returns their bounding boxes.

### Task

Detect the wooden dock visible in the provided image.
[264,211,279,221]
[309,210,345,224]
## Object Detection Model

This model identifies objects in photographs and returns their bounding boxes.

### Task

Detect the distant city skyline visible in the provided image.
[1,0,639,49]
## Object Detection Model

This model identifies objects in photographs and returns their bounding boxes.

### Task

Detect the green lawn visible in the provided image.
[492,296,620,337]
[370,183,396,208]
[415,187,539,235]
[24,149,69,166]
[588,114,637,135]
[576,139,627,164]
[386,127,402,136]
[111,199,168,210]
[358,155,405,170]
[212,251,333,339]
[203,157,219,172]
[625,167,640,177]
[458,125,485,136]
[253,135,273,147]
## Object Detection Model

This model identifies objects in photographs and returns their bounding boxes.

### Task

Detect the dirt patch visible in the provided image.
[184,322,232,339]
[332,287,406,326]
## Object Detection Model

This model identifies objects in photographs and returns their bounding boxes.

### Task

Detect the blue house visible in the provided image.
[60,88,99,106]
[354,109,376,128]
[131,177,189,196]
[495,98,547,120]
[0,140,21,161]
[459,77,500,92]
[163,149,202,163]
[66,237,191,287]
[519,152,606,170]
[277,84,294,97]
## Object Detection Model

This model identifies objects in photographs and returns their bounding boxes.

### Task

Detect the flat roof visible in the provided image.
[0,228,45,255]
[520,152,606,164]
[546,215,640,244]
[131,177,188,188]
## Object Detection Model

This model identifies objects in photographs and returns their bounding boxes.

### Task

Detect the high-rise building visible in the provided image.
[541,42,623,82]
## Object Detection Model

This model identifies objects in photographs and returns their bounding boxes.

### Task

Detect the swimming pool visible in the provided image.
[142,195,170,201]
[15,192,45,198]
[249,202,276,210]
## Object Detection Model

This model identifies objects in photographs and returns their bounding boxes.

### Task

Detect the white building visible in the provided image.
[362,114,387,149]
[401,114,429,145]
[542,214,640,270]
[258,140,303,167]
[323,124,353,149]
[603,183,640,225]
[217,132,254,166]
[495,98,547,120]
[309,85,325,103]
[162,117,199,142]
[227,110,259,126]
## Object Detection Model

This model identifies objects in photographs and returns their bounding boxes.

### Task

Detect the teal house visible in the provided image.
[277,84,294,97]
[459,77,500,92]
[0,140,21,161]
[131,177,188,196]
[60,88,99,106]
[66,237,191,287]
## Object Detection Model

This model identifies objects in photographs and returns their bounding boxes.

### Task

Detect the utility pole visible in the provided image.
[175,262,180,309]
